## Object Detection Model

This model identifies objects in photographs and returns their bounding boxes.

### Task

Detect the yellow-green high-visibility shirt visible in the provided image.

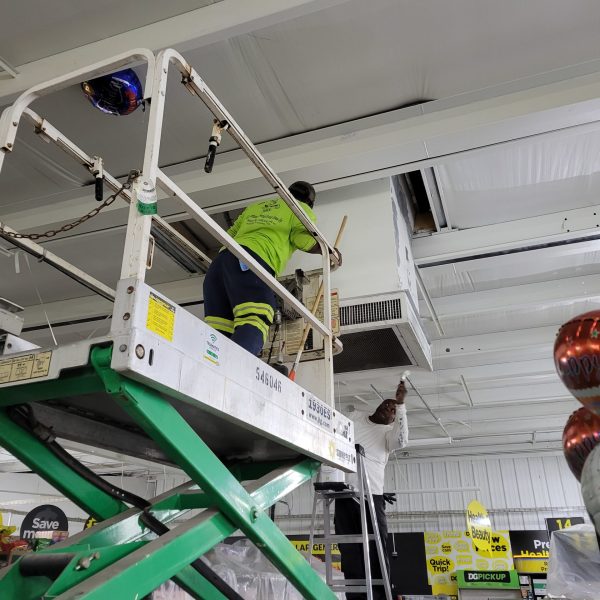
[227,197,317,276]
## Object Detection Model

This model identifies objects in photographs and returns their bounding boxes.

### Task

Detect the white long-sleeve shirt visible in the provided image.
[346,404,408,495]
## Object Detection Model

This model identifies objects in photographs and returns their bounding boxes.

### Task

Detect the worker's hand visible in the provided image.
[330,247,343,269]
[383,493,397,506]
[394,381,407,405]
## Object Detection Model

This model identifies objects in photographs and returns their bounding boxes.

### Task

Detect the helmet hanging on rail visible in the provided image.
[81,68,143,116]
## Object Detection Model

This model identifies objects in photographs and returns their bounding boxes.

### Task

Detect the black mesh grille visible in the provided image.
[333,328,411,373]
[340,299,402,326]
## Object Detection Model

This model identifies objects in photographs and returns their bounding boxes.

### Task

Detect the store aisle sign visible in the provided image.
[20,505,68,542]
[289,536,341,570]
[424,530,513,597]
[545,517,584,535]
[510,530,549,574]
[466,500,492,555]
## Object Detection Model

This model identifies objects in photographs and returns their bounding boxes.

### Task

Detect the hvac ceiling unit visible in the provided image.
[333,291,432,373]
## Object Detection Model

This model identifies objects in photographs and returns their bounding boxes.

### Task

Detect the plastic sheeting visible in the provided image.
[546,524,600,600]
[435,129,600,229]
[151,539,346,599]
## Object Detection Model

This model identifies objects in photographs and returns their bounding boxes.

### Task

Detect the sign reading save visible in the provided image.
[466,500,492,555]
[20,505,68,542]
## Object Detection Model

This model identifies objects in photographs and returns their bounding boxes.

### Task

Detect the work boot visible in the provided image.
[271,362,289,376]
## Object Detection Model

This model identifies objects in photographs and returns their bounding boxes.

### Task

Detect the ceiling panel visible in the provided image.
[0,0,221,67]
[436,128,600,228]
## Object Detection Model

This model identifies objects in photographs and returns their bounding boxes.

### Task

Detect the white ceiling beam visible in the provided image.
[0,0,352,103]
[414,414,569,437]
[424,273,600,319]
[414,204,600,266]
[0,459,28,473]
[337,358,557,390]
[343,373,563,402]
[8,60,600,232]
[19,276,203,328]
[431,325,557,371]
[432,325,556,358]
[399,442,563,460]
[342,383,571,413]
[60,441,183,475]
[407,398,574,425]
[0,56,18,79]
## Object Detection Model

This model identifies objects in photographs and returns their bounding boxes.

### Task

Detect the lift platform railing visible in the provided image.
[0,48,354,600]
[0,47,341,405]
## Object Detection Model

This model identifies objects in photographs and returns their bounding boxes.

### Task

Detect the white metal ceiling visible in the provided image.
[3,0,600,464]
[0,0,221,67]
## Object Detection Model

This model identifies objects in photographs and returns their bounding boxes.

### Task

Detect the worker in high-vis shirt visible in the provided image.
[203,181,337,361]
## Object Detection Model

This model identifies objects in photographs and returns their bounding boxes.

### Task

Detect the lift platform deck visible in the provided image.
[0,48,353,599]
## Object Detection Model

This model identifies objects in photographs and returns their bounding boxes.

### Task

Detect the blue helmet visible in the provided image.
[81,68,143,116]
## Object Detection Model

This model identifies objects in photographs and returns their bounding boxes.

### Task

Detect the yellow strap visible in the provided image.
[234,315,270,342]
[233,302,274,321]
[205,316,234,334]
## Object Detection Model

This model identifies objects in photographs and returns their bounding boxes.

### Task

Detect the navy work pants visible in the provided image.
[203,248,276,356]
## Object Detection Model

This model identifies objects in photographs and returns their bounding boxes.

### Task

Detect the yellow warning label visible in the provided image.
[0,351,52,385]
[146,292,176,341]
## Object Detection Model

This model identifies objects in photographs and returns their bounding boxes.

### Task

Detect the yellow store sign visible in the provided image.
[466,499,492,555]
[423,530,514,597]
[289,539,341,571]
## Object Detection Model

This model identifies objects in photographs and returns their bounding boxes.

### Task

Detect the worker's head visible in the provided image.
[289,181,316,208]
[370,399,398,425]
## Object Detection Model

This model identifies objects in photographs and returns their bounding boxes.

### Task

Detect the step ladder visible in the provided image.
[308,444,393,600]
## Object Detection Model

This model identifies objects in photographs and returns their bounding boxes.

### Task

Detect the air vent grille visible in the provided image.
[333,328,411,373]
[340,298,402,327]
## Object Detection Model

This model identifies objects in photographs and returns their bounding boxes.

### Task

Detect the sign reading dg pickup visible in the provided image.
[466,570,509,583]
[466,500,492,555]
[457,569,519,589]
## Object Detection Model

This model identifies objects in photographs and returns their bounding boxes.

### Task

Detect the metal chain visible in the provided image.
[0,169,141,241]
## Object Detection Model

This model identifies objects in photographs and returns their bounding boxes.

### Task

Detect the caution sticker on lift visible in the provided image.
[0,351,52,384]
[146,292,176,341]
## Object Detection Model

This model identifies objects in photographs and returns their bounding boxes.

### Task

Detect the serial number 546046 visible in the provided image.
[256,367,282,393]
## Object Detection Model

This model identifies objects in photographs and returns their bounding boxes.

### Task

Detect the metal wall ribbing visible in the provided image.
[272,452,587,534]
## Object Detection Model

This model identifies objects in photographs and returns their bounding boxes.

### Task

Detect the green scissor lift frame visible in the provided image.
[0,345,337,599]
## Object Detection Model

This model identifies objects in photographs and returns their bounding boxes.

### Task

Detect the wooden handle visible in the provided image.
[333,215,348,248]
[289,215,348,377]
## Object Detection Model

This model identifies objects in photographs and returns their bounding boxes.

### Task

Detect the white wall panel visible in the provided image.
[0,472,155,535]
[273,452,587,534]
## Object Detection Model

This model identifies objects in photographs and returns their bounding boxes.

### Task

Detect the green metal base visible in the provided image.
[0,345,335,600]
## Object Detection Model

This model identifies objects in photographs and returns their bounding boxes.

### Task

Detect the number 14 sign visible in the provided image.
[545,516,585,535]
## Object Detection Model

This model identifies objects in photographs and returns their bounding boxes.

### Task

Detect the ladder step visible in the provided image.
[318,534,376,544]
[340,579,385,585]
[330,582,385,592]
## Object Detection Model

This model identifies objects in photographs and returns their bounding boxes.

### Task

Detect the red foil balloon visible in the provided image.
[554,310,600,414]
[563,407,600,481]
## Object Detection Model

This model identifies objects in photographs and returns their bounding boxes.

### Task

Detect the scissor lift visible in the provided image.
[0,48,354,599]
